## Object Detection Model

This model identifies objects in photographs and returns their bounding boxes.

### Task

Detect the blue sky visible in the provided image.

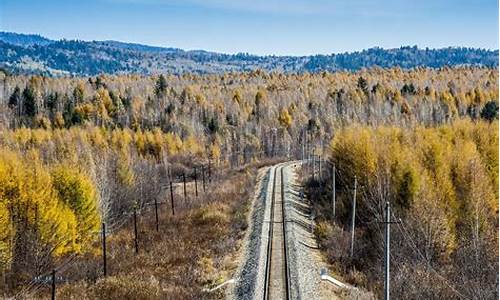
[0,0,498,55]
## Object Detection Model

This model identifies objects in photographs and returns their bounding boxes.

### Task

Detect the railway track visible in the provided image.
[263,165,291,300]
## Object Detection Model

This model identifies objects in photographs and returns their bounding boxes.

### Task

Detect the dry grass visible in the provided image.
[28,166,258,300]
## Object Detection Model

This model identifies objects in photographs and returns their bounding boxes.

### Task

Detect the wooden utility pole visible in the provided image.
[51,269,56,300]
[302,129,306,161]
[202,165,206,192]
[154,198,159,232]
[305,131,308,163]
[183,173,187,202]
[194,167,198,197]
[169,181,175,215]
[332,164,336,219]
[208,160,212,183]
[350,176,357,257]
[133,209,139,254]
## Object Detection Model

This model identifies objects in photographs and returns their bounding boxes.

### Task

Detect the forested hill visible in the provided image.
[0,32,498,76]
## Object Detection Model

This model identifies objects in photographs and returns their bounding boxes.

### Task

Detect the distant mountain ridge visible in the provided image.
[0,32,53,46]
[0,31,497,76]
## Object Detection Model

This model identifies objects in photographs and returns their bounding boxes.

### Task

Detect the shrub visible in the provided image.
[91,275,161,300]
[191,203,229,227]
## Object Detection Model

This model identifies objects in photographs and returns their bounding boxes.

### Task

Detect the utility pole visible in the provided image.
[305,131,308,163]
[133,208,139,254]
[202,165,206,192]
[332,164,336,219]
[384,201,390,300]
[154,198,159,232]
[380,201,400,300]
[194,167,198,198]
[350,175,357,257]
[271,128,277,157]
[183,173,187,203]
[208,160,212,183]
[305,133,309,169]
[169,181,175,216]
[302,130,307,161]
[51,269,56,300]
[302,133,305,161]
[102,222,107,276]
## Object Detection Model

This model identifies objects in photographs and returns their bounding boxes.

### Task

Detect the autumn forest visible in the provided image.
[0,66,498,298]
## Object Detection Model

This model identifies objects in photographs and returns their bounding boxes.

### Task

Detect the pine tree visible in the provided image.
[22,85,36,117]
[155,74,168,97]
[480,101,499,122]
[357,76,369,95]
[8,86,21,108]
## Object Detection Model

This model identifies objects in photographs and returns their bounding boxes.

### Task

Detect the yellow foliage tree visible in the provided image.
[278,109,292,128]
[0,150,79,259]
[51,166,100,246]
[183,135,203,156]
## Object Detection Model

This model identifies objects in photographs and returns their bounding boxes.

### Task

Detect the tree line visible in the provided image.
[1,67,498,160]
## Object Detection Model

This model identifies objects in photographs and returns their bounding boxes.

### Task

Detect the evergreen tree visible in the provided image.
[357,76,369,95]
[63,97,76,126]
[46,92,59,111]
[8,86,21,108]
[22,85,36,117]
[155,74,168,97]
[480,101,499,122]
[401,83,416,95]
[73,84,84,105]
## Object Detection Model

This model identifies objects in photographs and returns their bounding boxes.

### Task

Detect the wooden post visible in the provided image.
[102,222,107,276]
[208,160,212,183]
[133,209,139,254]
[183,173,187,203]
[202,165,206,192]
[194,167,198,198]
[169,181,175,216]
[154,198,159,232]
[51,269,56,300]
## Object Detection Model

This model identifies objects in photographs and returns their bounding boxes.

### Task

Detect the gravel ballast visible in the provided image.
[228,166,275,300]
[229,162,341,300]
[283,163,338,300]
